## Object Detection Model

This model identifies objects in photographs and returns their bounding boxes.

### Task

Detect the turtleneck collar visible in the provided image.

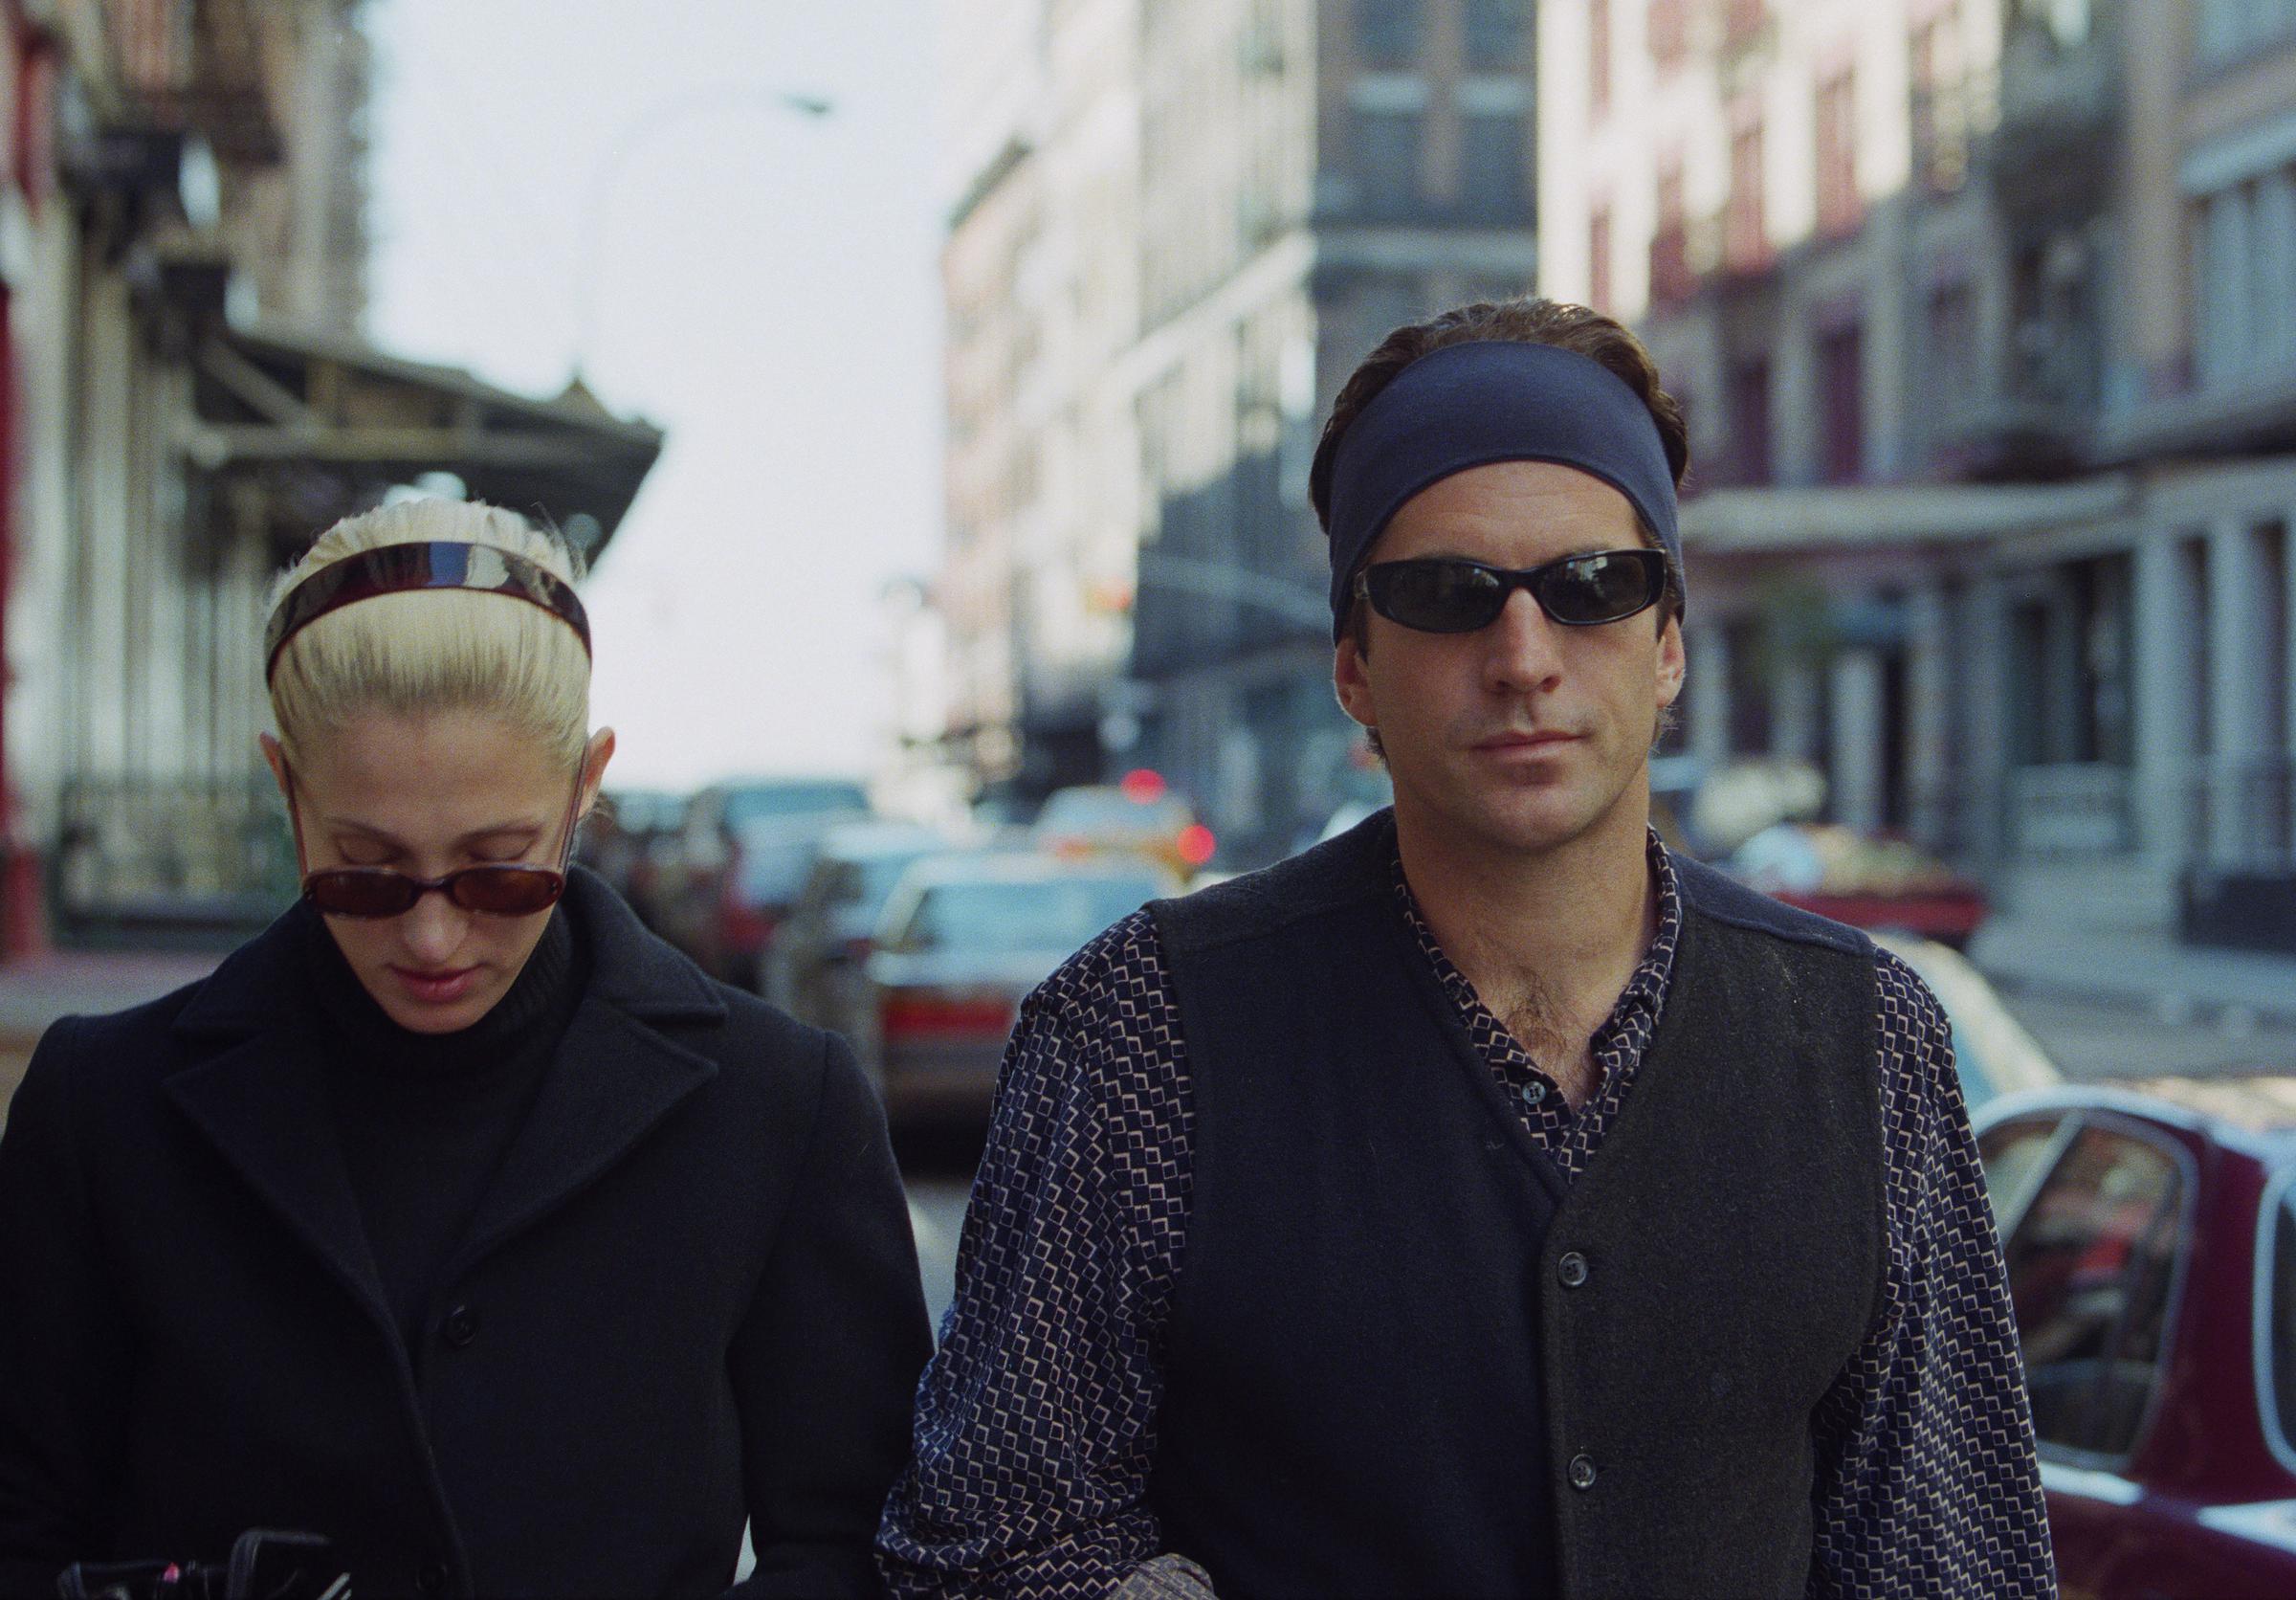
[296,897,585,1080]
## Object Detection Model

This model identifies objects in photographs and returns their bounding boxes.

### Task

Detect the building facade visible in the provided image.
[939,0,1539,860]
[0,0,663,949]
[1540,0,2296,950]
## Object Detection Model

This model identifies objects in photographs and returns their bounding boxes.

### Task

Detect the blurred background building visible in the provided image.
[939,0,1537,860]
[1538,0,2296,954]
[0,0,662,951]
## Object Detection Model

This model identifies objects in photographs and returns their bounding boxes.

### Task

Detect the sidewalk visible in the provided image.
[0,949,223,1109]
[1969,913,2296,1029]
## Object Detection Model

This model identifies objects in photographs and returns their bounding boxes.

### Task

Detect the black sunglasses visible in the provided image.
[1355,549,1668,634]
[284,763,584,919]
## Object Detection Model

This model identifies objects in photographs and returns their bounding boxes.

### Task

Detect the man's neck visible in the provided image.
[1393,790,1658,1067]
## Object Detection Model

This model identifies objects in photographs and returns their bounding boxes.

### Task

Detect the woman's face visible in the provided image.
[263,709,613,1034]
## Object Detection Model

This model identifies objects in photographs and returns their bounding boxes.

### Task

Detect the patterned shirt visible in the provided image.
[879,833,2056,1598]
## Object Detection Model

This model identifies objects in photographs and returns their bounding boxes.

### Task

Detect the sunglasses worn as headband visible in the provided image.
[285,764,584,919]
[1356,549,1667,634]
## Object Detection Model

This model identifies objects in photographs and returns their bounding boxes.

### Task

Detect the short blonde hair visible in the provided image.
[267,499,591,769]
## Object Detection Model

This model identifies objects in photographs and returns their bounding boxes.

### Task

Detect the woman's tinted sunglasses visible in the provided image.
[1355,548,1668,634]
[284,764,583,918]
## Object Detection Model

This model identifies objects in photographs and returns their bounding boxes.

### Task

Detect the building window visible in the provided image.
[1353,108,1424,217]
[1464,0,1530,68]
[1725,115,1767,271]
[1815,69,1860,236]
[1590,204,1613,313]
[1910,9,1971,194]
[1590,0,1612,119]
[1650,158,1694,304]
[1818,320,1865,484]
[2192,165,2296,390]
[1459,111,1531,221]
[1649,0,1689,68]
[1726,356,1772,486]
[1356,0,1424,68]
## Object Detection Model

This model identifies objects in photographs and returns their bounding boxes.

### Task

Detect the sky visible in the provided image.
[364,0,944,789]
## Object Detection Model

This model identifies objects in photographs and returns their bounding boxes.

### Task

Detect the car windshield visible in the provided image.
[902,875,1163,953]
[723,782,870,829]
[1037,790,1188,833]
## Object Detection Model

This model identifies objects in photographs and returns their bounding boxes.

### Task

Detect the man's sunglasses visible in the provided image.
[1355,549,1667,634]
[284,763,583,919]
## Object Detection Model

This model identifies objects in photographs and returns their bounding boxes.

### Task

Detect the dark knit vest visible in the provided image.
[1144,811,1886,1600]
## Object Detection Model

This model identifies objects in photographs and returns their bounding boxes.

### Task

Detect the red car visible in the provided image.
[1974,1078,2296,1597]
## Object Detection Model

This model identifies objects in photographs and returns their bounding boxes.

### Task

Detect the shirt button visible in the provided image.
[1569,1453,1598,1491]
[1522,1082,1548,1106]
[442,1303,479,1349]
[417,1558,449,1593]
[1557,1251,1590,1289]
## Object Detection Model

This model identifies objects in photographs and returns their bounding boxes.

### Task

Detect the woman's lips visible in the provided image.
[390,965,480,1006]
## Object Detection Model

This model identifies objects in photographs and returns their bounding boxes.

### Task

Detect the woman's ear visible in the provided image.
[579,728,618,818]
[257,733,290,801]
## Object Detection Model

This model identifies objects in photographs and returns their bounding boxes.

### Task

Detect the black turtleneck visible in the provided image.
[297,900,586,1360]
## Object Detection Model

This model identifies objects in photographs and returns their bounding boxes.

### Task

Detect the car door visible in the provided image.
[1982,1111,2197,1598]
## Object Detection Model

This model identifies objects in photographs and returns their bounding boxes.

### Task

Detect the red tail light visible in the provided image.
[1178,824,1217,868]
[880,990,1017,1042]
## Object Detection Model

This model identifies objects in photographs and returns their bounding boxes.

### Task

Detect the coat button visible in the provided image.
[1557,1251,1590,1289]
[442,1303,479,1349]
[417,1558,448,1593]
[1569,1453,1598,1491]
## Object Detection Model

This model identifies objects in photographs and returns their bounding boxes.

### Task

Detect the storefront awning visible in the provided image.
[1682,478,2137,555]
[179,322,665,557]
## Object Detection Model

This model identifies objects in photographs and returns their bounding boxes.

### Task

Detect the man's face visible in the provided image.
[1334,459,1685,859]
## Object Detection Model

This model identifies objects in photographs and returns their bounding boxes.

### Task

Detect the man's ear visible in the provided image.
[1334,637,1378,730]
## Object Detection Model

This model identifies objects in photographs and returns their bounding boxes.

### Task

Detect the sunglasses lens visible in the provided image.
[305,870,423,918]
[448,867,565,916]
[1369,561,1506,633]
[1538,552,1663,624]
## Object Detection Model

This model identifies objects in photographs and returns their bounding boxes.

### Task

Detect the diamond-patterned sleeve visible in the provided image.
[878,910,1194,1599]
[1806,949,2058,1598]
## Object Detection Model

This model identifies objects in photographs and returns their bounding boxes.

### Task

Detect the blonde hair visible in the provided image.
[267,500,592,769]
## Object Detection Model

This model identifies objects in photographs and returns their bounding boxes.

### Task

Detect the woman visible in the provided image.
[0,500,931,1597]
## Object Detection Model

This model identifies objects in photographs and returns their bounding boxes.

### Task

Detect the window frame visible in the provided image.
[1993,1108,2198,1471]
[2251,1158,2296,1478]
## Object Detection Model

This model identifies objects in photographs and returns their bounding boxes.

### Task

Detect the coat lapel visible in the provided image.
[443,869,726,1278]
[164,1024,395,1339]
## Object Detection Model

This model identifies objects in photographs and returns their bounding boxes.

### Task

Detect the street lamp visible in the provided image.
[570,85,834,382]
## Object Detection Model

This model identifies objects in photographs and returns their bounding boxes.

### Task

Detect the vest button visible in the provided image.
[1556,1251,1590,1289]
[442,1303,479,1348]
[1568,1453,1598,1491]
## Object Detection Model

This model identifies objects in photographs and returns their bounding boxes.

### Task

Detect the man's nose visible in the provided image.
[1482,587,1565,694]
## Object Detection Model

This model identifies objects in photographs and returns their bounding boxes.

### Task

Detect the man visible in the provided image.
[879,299,2054,1599]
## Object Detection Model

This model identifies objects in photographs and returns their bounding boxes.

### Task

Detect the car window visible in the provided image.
[1977,1117,2068,1234]
[2000,1122,2183,1458]
[2265,1177,2296,1462]
[903,877,1163,953]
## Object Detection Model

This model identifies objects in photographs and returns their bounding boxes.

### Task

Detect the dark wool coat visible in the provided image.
[0,869,932,1599]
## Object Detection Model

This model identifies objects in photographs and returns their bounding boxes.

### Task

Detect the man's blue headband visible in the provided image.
[1322,340,1683,641]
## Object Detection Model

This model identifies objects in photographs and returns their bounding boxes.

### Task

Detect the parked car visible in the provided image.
[764,818,955,1033]
[657,777,872,987]
[1730,822,1989,947]
[865,853,1176,1121]
[578,787,689,933]
[1874,933,2060,1113]
[1974,1077,2296,1596]
[1032,775,1216,878]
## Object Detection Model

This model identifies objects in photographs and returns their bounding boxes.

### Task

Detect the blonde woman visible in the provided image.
[0,501,930,1598]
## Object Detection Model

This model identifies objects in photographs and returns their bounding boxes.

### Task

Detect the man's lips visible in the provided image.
[1471,730,1579,751]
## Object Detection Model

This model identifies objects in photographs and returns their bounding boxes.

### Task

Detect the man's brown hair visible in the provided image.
[1313,297,1690,652]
